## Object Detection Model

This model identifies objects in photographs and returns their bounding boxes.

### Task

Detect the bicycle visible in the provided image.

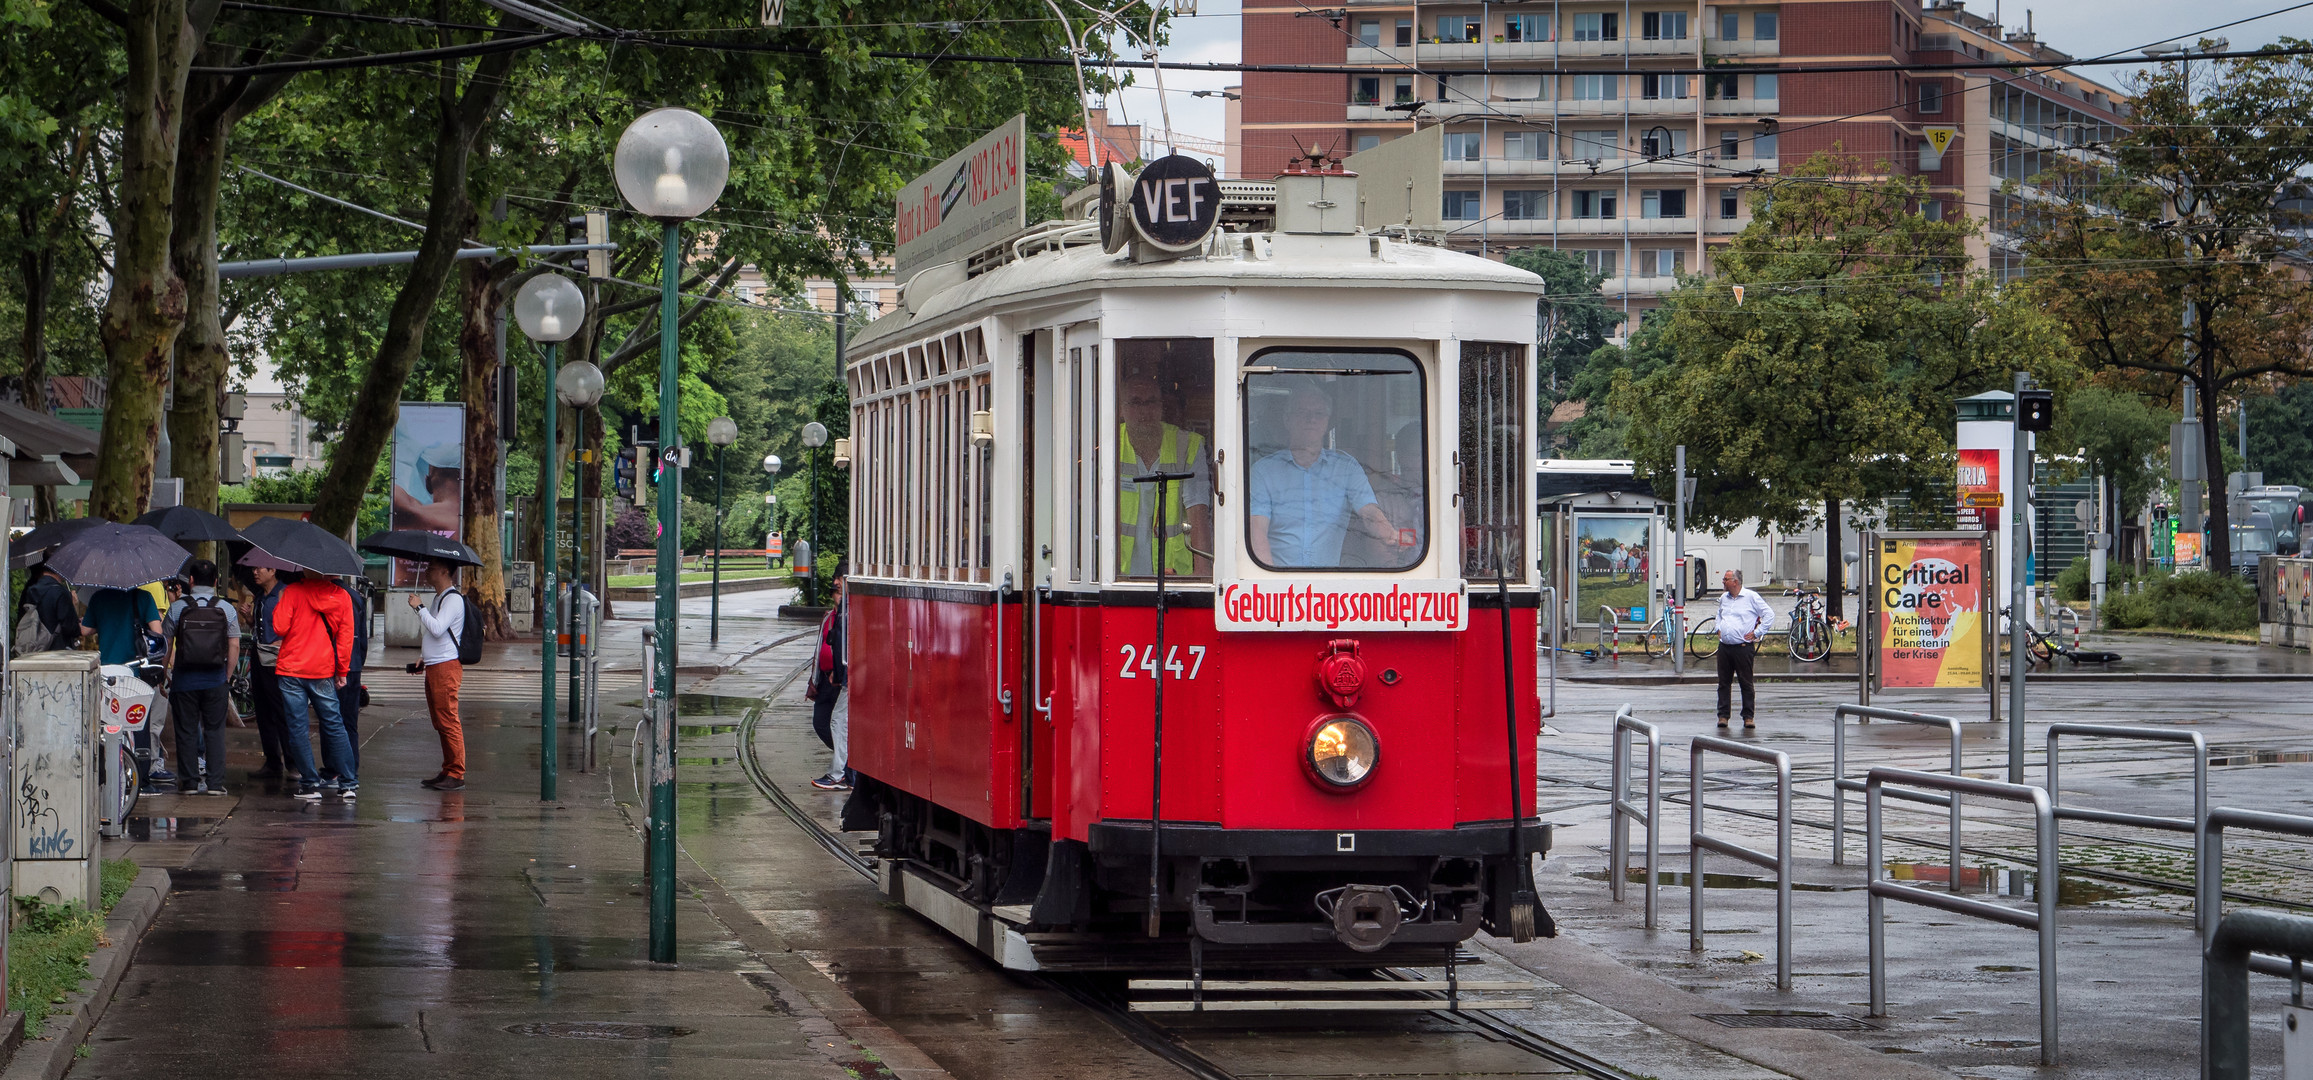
[1997,604,2109,665]
[1600,604,1719,660]
[1786,588,1833,663]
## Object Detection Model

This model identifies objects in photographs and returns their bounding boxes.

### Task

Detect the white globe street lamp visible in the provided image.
[514,272,588,803]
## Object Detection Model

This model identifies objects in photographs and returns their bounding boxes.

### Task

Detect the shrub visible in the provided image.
[2055,557,2154,603]
[2100,570,2255,631]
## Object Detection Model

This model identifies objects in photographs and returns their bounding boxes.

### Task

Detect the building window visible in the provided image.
[1638,128,1686,157]
[1705,73,1739,99]
[1572,190,1617,218]
[1503,131,1544,160]
[1571,11,1618,41]
[1443,190,1482,220]
[1503,190,1548,219]
[1394,75,1414,103]
[1640,249,1686,277]
[1720,190,1740,219]
[1919,82,1944,113]
[1353,77,1381,104]
[1755,132,1778,159]
[1357,19,1380,45]
[1719,11,1739,39]
[1578,248,1618,276]
[1506,13,1549,41]
[1922,199,1943,221]
[1443,131,1482,161]
[1566,129,1618,158]
[1640,189,1687,218]
[1641,73,1690,100]
[1569,73,1618,100]
[1754,73,1778,100]
[1396,17,1413,45]
[1719,131,1741,159]
[1754,11,1778,39]
[1436,15,1477,41]
[1353,133,1381,152]
[1641,11,1688,40]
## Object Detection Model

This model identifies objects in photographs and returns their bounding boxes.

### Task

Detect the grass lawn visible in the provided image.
[10,858,138,1037]
[606,569,789,587]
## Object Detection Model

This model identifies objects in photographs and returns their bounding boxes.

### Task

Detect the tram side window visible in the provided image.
[1459,342,1526,581]
[1243,349,1427,572]
[1115,339,1215,581]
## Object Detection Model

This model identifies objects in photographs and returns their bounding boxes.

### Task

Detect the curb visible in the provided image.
[0,867,172,1080]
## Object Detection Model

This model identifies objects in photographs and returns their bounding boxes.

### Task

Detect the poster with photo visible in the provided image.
[1574,514,1653,624]
[390,403,465,586]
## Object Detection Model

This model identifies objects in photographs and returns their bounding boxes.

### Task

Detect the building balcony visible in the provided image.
[1627,36,1702,56]
[1538,97,1705,118]
[1410,39,1564,63]
[1704,96,1779,116]
[1348,102,1420,122]
[1447,216,1703,236]
[1704,37,1780,57]
[1602,274,1682,296]
[1345,45,1416,66]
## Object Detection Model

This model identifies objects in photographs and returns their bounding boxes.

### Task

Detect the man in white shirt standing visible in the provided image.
[1715,569,1775,731]
[407,560,468,790]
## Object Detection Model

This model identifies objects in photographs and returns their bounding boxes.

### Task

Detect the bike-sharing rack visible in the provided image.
[2043,724,2207,928]
[1690,735,1793,991]
[1608,706,1661,928]
[1830,704,1962,875]
[1867,767,2060,1066]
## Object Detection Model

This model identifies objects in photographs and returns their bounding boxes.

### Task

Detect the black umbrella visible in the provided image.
[10,516,110,568]
[358,529,481,567]
[240,515,365,577]
[43,523,190,589]
[133,505,241,544]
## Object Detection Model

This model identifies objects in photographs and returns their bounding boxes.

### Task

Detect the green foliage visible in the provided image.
[1614,150,2078,531]
[99,857,136,910]
[2046,385,2171,525]
[2099,570,2256,632]
[1503,247,1622,396]
[2248,381,2313,490]
[2053,555,2153,603]
[1555,327,1674,458]
[8,859,133,1038]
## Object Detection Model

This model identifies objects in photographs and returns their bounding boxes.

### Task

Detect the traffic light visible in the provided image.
[613,452,633,498]
[2017,388,2055,432]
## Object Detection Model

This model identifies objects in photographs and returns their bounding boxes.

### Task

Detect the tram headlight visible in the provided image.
[1307,717,1379,789]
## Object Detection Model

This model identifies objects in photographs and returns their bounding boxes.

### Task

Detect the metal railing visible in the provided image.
[1867,767,2059,1066]
[2044,723,2207,928]
[2199,807,2313,979]
[1608,706,1660,929]
[1539,585,1558,719]
[1831,704,1962,875]
[2202,908,2313,1080]
[1690,735,1792,990]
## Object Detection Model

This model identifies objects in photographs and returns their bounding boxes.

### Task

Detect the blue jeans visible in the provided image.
[278,676,355,786]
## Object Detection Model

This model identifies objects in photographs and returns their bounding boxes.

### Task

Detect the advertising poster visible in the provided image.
[1574,514,1652,624]
[2175,530,2204,569]
[1956,448,2000,530]
[1876,535,1986,689]
[390,402,466,586]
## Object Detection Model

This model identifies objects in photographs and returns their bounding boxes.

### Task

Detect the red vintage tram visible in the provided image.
[836,156,1552,971]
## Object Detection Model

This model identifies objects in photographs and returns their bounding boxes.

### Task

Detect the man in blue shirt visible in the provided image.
[84,586,161,665]
[163,560,240,795]
[1249,387,1410,568]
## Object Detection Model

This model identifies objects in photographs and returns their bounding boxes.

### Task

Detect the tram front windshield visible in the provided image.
[1243,349,1427,572]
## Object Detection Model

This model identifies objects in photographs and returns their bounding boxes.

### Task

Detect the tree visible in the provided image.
[2247,382,2313,490]
[2046,384,2171,538]
[1614,151,2077,618]
[1503,247,1621,397]
[2019,41,2313,576]
[1555,323,1674,458]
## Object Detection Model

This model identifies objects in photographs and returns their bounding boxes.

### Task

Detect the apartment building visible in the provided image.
[1231,0,2126,323]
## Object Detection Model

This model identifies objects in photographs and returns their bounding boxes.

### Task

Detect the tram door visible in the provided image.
[1020,329,1057,821]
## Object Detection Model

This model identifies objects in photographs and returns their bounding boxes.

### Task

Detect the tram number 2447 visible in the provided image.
[1118,644,1209,680]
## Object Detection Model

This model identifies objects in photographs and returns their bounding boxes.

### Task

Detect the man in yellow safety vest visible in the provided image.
[1117,366,1212,578]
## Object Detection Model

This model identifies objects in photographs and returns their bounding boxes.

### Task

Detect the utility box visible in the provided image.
[384,587,433,648]
[12,652,101,908]
[2286,1005,2311,1080]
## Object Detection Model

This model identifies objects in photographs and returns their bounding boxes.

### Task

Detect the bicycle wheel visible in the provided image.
[113,741,140,826]
[1790,614,1831,663]
[2027,633,2054,664]
[1644,619,1673,659]
[1687,617,1719,659]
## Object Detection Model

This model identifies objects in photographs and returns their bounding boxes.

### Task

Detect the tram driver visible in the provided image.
[1250,384,1414,569]
[1118,363,1213,578]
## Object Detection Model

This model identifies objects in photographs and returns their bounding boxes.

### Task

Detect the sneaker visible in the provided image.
[332,784,358,799]
[291,785,323,801]
[147,768,177,784]
[428,778,465,792]
[810,775,850,791]
[419,774,449,789]
[202,785,227,796]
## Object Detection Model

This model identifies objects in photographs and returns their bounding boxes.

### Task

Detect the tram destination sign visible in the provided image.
[1128,154,1222,252]
[1217,579,1468,633]
[894,114,1026,281]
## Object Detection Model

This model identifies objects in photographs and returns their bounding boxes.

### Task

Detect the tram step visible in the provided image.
[1127,978,1534,1013]
[1130,998,1534,1012]
[1130,979,1530,992]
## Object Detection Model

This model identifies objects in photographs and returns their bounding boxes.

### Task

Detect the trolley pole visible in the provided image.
[1672,445,1686,676]
[540,340,559,803]
[649,220,682,963]
[2008,372,2032,784]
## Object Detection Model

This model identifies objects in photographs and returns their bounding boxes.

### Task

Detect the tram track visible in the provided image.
[732,655,1643,1080]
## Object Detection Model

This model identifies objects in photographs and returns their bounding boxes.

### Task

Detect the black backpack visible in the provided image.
[173,595,230,670]
[437,587,485,666]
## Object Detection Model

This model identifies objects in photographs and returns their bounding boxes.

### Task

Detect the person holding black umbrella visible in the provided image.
[163,559,238,796]
[409,559,468,791]
[243,565,292,780]
[272,567,356,800]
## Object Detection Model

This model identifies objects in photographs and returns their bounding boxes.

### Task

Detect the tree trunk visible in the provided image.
[18,241,57,524]
[165,98,228,559]
[2199,369,2231,577]
[459,251,513,640]
[90,0,198,523]
[307,47,517,535]
[1824,497,1844,622]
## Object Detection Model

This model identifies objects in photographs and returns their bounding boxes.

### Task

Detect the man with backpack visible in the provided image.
[408,559,475,791]
[272,568,356,800]
[162,560,239,796]
[15,561,88,653]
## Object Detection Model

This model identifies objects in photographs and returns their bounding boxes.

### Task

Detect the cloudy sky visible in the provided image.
[1096,0,2313,158]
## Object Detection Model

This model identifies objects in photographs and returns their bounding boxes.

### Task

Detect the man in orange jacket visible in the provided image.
[272,570,357,801]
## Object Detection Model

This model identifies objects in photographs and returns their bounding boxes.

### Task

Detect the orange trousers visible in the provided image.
[424,660,465,779]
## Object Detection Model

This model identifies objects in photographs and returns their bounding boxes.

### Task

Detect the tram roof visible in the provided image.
[849,229,1547,356]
